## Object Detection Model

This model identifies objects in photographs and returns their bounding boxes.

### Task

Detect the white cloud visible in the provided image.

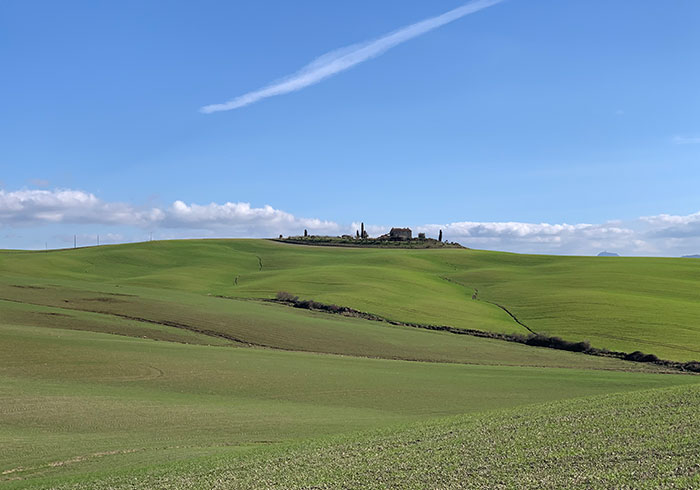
[0,188,339,238]
[641,212,700,226]
[415,221,637,255]
[0,189,163,227]
[5,188,700,256]
[413,212,700,255]
[200,0,502,113]
[641,211,700,238]
[164,200,341,236]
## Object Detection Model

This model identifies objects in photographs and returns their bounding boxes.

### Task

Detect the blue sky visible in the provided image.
[1,0,699,255]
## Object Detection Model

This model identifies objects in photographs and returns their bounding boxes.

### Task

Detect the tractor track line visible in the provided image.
[482,300,537,335]
[440,276,536,334]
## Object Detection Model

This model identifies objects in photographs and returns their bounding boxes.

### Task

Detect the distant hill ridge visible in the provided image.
[597,251,620,257]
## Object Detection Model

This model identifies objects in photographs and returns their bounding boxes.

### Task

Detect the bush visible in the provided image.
[523,334,592,353]
[683,361,700,373]
[624,351,659,363]
[276,291,299,302]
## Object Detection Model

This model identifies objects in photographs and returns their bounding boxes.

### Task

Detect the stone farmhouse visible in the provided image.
[379,228,413,241]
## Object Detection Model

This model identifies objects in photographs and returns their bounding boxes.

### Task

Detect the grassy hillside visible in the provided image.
[0,240,517,335]
[2,324,697,487]
[53,383,700,489]
[0,282,672,372]
[2,239,700,487]
[2,239,700,360]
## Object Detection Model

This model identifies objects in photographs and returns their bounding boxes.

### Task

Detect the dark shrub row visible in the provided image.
[512,335,700,372]
[683,361,700,372]
[512,334,592,353]
[272,292,700,374]
[624,351,660,363]
[274,291,382,320]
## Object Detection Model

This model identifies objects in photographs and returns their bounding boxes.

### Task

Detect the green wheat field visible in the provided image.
[2,239,700,488]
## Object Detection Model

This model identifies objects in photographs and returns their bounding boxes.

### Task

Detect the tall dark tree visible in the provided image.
[361,222,365,239]
[304,229,308,237]
[356,230,360,239]
[439,229,443,242]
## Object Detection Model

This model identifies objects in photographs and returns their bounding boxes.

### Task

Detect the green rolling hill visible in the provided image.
[3,239,700,360]
[1,239,699,488]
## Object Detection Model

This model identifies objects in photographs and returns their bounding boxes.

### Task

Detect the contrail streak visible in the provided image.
[200,0,503,113]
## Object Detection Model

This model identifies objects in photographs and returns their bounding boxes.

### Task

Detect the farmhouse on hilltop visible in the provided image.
[282,225,455,247]
[389,228,412,241]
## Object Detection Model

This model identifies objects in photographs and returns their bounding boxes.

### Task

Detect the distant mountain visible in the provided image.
[597,251,620,257]
[682,254,700,258]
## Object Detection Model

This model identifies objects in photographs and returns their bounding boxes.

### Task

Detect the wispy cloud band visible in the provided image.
[6,187,700,256]
[200,0,502,113]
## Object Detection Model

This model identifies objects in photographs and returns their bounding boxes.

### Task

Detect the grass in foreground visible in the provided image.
[42,383,700,489]
[2,324,697,487]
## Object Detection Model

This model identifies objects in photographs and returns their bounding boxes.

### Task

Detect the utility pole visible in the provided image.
[97,235,100,246]
[74,235,77,249]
